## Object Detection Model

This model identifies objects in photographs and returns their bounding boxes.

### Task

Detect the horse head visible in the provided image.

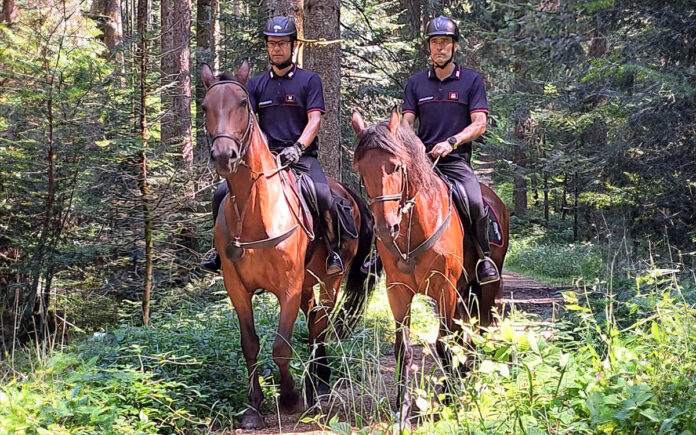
[352,108,411,242]
[201,61,252,177]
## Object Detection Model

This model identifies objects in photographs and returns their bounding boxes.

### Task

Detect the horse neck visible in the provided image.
[406,171,450,239]
[224,124,284,214]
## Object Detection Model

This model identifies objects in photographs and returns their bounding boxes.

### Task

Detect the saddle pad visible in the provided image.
[483,197,504,248]
[336,196,359,239]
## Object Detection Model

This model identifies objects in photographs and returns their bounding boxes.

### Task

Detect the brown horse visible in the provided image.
[351,108,509,424]
[201,62,378,429]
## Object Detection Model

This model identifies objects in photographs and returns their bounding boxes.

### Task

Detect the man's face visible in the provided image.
[266,36,294,66]
[429,36,457,65]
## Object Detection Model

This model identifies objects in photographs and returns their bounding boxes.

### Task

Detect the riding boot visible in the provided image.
[473,215,499,285]
[200,251,221,272]
[323,206,344,275]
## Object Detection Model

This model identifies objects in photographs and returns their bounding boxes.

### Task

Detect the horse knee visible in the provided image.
[272,338,292,366]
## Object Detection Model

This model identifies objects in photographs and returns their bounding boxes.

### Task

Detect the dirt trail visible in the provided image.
[230,155,568,434]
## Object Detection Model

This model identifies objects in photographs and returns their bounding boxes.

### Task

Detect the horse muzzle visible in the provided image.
[211,147,240,175]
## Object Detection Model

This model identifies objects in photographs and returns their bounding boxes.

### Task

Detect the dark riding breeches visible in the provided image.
[435,157,487,224]
[212,155,334,224]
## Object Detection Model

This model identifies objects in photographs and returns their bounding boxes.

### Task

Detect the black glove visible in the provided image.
[278,142,303,166]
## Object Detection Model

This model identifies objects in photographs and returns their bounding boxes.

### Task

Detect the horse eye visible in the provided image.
[240,99,248,107]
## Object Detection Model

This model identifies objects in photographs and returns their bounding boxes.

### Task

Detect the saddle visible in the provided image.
[445,177,503,248]
[284,169,359,242]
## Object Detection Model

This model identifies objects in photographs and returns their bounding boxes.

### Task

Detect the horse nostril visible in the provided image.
[390,224,400,238]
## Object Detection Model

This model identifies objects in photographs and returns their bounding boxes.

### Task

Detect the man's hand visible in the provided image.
[279,143,302,166]
[429,140,453,158]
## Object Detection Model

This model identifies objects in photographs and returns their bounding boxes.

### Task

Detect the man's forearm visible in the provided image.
[453,120,486,145]
[297,115,321,148]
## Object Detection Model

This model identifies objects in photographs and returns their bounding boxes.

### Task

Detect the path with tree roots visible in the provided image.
[227,156,567,434]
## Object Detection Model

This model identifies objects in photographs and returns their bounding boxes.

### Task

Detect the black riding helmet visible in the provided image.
[425,15,459,42]
[425,16,459,69]
[263,16,297,40]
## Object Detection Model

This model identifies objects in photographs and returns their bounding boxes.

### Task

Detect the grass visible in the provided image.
[2,248,696,433]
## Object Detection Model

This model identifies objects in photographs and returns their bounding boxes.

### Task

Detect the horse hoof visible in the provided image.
[316,383,331,398]
[279,389,304,414]
[240,409,264,429]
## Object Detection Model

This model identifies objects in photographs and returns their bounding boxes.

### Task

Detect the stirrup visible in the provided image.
[326,252,344,275]
[475,257,500,285]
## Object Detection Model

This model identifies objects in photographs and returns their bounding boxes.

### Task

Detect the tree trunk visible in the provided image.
[161,0,174,148]
[1,0,17,23]
[173,0,193,168]
[138,0,153,326]
[104,0,123,51]
[397,0,427,73]
[304,0,340,180]
[195,0,217,163]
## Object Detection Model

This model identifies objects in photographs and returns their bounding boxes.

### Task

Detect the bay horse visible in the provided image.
[201,62,378,429]
[351,108,509,424]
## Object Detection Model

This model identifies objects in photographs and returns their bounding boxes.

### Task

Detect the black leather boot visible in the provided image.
[200,251,221,272]
[323,208,344,275]
[473,215,499,284]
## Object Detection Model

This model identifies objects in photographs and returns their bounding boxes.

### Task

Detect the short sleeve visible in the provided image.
[402,77,417,114]
[247,76,259,113]
[305,74,325,113]
[468,73,488,113]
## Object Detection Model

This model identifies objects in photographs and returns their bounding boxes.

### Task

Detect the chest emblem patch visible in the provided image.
[449,91,459,100]
[285,94,297,103]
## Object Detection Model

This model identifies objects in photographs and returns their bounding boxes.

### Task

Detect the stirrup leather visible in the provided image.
[475,257,500,285]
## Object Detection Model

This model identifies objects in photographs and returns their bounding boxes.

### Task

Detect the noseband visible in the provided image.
[204,79,255,173]
[367,162,416,223]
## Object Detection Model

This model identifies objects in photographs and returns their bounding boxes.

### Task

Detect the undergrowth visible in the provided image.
[2,253,695,433]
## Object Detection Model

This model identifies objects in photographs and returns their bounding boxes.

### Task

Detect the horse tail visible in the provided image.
[333,184,382,338]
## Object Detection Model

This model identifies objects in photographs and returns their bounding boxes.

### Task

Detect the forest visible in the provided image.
[1,0,695,433]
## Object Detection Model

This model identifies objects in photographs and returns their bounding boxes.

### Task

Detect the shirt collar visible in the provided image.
[269,63,297,80]
[427,64,461,81]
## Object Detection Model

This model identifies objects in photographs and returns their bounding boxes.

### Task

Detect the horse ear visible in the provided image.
[234,60,250,85]
[201,64,217,89]
[388,106,400,137]
[351,108,365,136]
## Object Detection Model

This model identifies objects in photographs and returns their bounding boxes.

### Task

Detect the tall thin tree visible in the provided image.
[137,0,153,325]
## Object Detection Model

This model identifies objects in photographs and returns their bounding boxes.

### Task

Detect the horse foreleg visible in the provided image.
[387,285,414,428]
[226,287,264,429]
[305,303,331,406]
[274,288,303,414]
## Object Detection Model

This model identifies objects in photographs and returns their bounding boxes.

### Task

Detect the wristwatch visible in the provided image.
[447,136,458,148]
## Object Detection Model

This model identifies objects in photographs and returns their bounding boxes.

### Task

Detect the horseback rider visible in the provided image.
[401,15,499,284]
[201,16,345,275]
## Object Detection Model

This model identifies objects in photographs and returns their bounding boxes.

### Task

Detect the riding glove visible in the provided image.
[279,142,303,166]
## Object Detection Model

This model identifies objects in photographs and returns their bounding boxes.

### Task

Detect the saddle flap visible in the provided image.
[335,196,359,239]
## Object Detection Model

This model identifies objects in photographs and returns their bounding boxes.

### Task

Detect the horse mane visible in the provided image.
[354,121,438,192]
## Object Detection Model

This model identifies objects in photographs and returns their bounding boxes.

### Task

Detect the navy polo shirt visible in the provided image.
[247,64,325,156]
[403,64,488,160]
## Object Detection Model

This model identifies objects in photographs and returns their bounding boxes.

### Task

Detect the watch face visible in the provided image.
[448,137,457,145]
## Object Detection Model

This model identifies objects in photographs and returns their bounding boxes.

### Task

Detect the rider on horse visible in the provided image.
[201,16,345,276]
[401,16,500,285]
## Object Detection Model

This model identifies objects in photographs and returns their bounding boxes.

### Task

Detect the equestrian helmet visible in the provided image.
[425,16,459,42]
[263,16,297,39]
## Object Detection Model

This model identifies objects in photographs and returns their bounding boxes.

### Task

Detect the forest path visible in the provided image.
[231,154,567,434]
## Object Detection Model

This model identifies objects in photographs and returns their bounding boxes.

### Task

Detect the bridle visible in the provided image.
[204,78,312,258]
[364,158,452,267]
[204,79,255,174]
[367,162,417,226]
